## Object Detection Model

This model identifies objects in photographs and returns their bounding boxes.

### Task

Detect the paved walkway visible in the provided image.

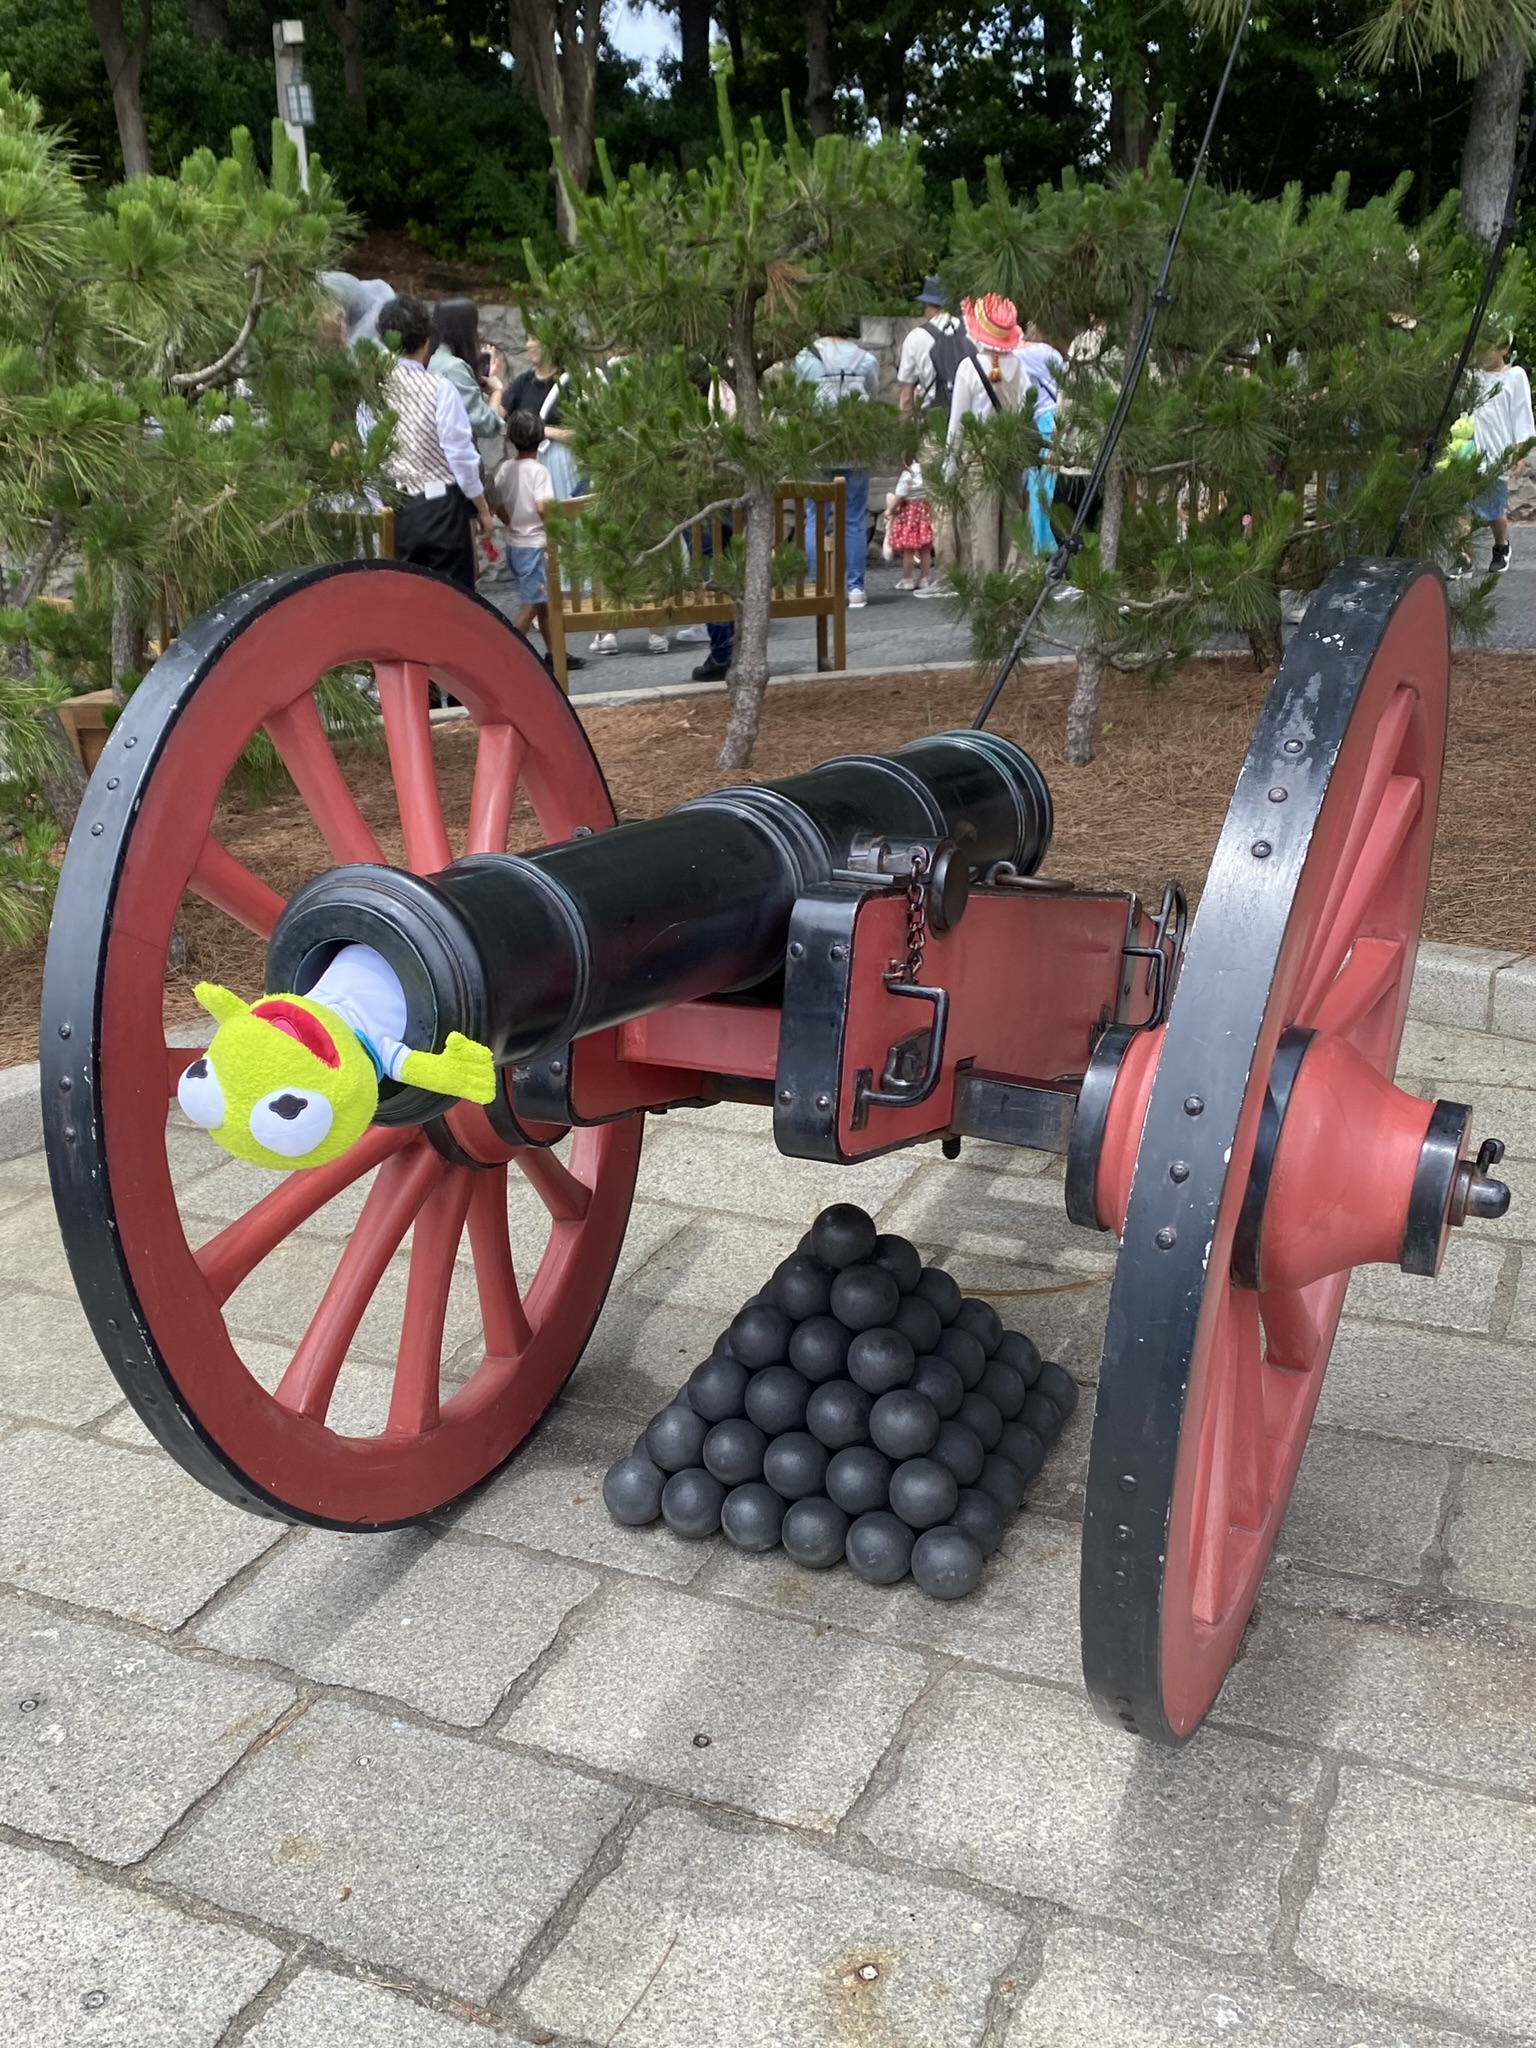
[1,945,1535,2045]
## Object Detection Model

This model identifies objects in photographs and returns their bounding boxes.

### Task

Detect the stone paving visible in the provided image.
[1,943,1535,2044]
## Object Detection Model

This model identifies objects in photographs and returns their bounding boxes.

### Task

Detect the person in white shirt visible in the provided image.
[795,330,881,605]
[945,295,1027,575]
[897,278,963,412]
[1469,334,1535,574]
[492,409,556,645]
[371,293,494,590]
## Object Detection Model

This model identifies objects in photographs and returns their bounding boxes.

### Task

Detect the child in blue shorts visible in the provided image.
[493,409,555,639]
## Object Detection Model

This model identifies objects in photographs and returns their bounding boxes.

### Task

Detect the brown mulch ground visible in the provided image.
[3,651,1532,1069]
[340,230,508,301]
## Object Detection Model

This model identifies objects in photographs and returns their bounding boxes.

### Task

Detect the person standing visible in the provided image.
[945,295,1027,575]
[429,299,505,470]
[896,278,964,413]
[373,293,494,590]
[795,327,880,607]
[492,409,556,650]
[1469,332,1535,574]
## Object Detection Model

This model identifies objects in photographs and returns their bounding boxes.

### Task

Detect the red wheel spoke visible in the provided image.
[1304,934,1403,1039]
[466,723,523,856]
[274,1143,443,1423]
[466,1167,533,1359]
[1294,685,1414,1003]
[1192,1288,1268,1627]
[266,691,386,867]
[188,835,285,938]
[195,1125,413,1307]
[1295,774,1421,1022]
[516,1146,592,1222]
[375,660,453,872]
[387,1168,474,1436]
[1259,1285,1323,1375]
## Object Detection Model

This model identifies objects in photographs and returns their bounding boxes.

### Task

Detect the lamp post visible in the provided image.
[272,19,315,194]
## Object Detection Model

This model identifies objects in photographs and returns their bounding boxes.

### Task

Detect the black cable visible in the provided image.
[973,0,1255,730]
[1387,83,1536,558]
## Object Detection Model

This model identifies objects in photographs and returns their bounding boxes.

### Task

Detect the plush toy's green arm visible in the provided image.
[398,1032,497,1105]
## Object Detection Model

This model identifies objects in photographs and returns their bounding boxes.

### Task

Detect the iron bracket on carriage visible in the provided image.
[38,553,1512,1747]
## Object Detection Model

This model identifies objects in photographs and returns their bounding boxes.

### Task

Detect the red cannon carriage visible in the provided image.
[40,555,1510,1743]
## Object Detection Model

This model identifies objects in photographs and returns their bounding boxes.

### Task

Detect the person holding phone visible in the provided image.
[429,299,505,469]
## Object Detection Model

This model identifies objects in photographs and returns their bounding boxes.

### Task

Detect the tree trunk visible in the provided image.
[507,0,602,242]
[87,0,153,179]
[722,0,745,77]
[1460,27,1526,245]
[187,0,230,46]
[804,0,834,137]
[110,568,145,705]
[1246,617,1283,668]
[1109,45,1149,172]
[1043,0,1072,125]
[1065,457,1125,767]
[718,296,770,771]
[0,525,88,835]
[320,0,368,118]
[679,0,712,92]
[883,29,910,131]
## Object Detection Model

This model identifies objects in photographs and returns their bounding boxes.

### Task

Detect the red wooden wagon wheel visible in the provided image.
[42,563,639,1530]
[1079,558,1460,1743]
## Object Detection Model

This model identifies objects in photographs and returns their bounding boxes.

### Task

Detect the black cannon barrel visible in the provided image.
[268,730,1051,1075]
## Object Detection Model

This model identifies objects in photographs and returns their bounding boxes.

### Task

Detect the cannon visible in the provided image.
[40,556,1511,1744]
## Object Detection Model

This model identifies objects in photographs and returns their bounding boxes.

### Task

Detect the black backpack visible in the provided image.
[923,321,999,414]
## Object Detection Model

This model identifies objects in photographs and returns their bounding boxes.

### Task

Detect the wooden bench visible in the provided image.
[540,478,848,692]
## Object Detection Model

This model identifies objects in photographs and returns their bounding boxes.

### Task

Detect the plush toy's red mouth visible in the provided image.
[251,998,341,1069]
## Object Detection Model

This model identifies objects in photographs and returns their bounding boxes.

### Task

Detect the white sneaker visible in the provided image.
[648,631,669,653]
[674,623,708,643]
[589,633,618,656]
[847,587,867,609]
[894,576,917,591]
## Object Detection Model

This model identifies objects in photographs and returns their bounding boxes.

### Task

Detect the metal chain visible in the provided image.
[895,846,929,983]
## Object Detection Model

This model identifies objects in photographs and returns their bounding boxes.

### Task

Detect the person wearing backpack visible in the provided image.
[794,327,880,607]
[897,278,966,414]
[945,295,1028,575]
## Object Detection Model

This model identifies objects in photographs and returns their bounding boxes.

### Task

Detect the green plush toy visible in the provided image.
[176,943,496,1170]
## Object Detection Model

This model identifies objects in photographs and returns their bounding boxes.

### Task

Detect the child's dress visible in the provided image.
[888,462,933,552]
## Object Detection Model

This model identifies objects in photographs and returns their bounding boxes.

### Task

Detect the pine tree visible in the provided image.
[525,80,926,770]
[942,143,1508,765]
[0,74,390,942]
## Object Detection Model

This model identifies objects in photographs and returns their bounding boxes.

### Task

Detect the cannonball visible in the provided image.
[744,1364,812,1435]
[978,1358,1027,1421]
[870,1232,923,1295]
[847,1327,916,1397]
[672,1384,697,1412]
[994,1329,1041,1385]
[937,1326,987,1388]
[763,1430,830,1501]
[930,1418,985,1488]
[869,1388,941,1460]
[702,1416,768,1486]
[889,1455,960,1531]
[771,1252,835,1322]
[998,1420,1046,1483]
[1021,1390,1063,1446]
[687,1355,751,1423]
[1035,1360,1080,1419]
[782,1495,850,1569]
[806,1378,874,1450]
[797,1229,816,1253]
[845,1509,915,1584]
[789,1314,853,1384]
[953,1297,1004,1356]
[911,1524,986,1600]
[825,1444,892,1515]
[729,1301,793,1368]
[951,1485,1005,1556]
[913,1265,963,1324]
[602,1452,666,1526]
[721,1480,786,1551]
[830,1263,901,1333]
[891,1293,942,1354]
[661,1466,727,1539]
[977,1452,1027,1515]
[811,1202,879,1270]
[644,1404,710,1473]
[909,1354,964,1420]
[957,1390,1003,1453]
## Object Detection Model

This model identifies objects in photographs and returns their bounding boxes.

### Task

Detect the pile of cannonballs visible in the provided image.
[602,1202,1078,1600]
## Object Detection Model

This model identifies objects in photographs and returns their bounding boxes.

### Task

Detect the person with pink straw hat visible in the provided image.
[945,294,1028,575]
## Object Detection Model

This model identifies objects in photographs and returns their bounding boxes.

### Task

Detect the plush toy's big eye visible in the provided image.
[177,1056,225,1130]
[249,1088,335,1159]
